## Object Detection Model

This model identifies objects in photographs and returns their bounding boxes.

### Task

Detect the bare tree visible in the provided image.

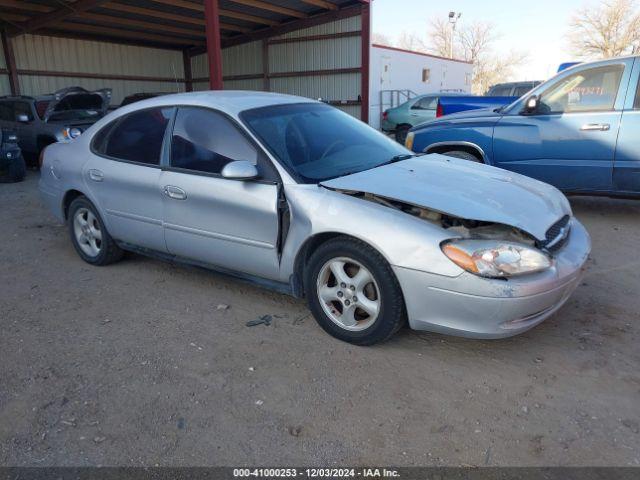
[457,21,497,64]
[569,0,640,58]
[428,17,454,58]
[473,52,528,94]
[397,32,427,52]
[371,32,393,47]
[426,18,526,94]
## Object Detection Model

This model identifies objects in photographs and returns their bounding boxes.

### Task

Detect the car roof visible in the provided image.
[115,90,319,117]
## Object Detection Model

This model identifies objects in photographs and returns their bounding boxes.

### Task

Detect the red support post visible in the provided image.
[360,2,370,123]
[1,29,20,95]
[203,0,223,90]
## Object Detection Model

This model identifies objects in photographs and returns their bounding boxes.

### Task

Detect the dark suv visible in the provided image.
[0,87,111,165]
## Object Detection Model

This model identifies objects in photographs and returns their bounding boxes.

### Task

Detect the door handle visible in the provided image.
[88,169,104,182]
[581,123,610,131]
[163,185,187,200]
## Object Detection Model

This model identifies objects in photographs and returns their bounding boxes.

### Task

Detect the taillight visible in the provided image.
[382,110,388,120]
[436,102,444,118]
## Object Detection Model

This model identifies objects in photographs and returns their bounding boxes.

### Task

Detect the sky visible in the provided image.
[371,0,591,81]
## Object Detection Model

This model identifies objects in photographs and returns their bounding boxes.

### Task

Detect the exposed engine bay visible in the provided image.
[339,190,538,246]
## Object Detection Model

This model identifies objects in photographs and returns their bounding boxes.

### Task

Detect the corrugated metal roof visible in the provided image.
[0,0,363,51]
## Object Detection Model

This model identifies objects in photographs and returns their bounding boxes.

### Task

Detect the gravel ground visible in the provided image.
[1,172,639,467]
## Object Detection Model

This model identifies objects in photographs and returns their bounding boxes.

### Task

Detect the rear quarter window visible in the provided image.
[92,107,174,166]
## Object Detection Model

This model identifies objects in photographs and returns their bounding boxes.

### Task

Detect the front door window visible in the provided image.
[538,64,625,114]
[170,107,258,175]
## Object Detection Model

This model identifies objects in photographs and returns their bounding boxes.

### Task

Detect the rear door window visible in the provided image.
[489,86,512,96]
[411,97,437,110]
[35,101,50,120]
[513,86,534,97]
[100,107,173,165]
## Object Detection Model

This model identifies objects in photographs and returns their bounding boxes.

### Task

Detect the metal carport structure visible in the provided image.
[0,0,371,121]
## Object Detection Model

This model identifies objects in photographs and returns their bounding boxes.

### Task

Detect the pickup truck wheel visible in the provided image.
[305,237,406,346]
[442,150,482,162]
[395,125,411,144]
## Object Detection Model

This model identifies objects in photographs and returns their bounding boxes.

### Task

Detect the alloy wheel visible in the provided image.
[316,257,380,331]
[73,207,103,257]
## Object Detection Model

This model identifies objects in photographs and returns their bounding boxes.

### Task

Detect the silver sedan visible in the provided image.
[39,92,590,345]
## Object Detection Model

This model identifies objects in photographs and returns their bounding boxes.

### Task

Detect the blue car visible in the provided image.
[406,56,640,196]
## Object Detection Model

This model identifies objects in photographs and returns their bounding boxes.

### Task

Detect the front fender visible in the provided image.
[278,185,465,285]
[410,119,499,165]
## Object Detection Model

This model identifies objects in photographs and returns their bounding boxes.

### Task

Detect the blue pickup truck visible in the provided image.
[435,81,542,117]
[406,56,640,196]
[436,95,517,117]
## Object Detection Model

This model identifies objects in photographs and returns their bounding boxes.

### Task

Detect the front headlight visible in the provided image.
[405,131,415,150]
[441,239,552,278]
[62,127,82,140]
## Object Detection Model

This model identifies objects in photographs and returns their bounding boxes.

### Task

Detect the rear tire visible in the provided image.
[441,150,482,162]
[395,125,411,144]
[305,237,406,346]
[68,196,123,266]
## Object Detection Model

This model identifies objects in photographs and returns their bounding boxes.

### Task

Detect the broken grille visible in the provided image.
[539,215,571,253]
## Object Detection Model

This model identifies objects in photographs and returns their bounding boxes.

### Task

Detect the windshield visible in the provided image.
[241,103,411,183]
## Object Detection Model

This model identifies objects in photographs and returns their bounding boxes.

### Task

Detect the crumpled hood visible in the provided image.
[320,155,571,241]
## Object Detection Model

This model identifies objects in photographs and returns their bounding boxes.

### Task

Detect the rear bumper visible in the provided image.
[381,119,397,132]
[394,218,591,339]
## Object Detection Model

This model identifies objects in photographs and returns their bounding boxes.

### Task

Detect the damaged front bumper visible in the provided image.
[394,218,591,339]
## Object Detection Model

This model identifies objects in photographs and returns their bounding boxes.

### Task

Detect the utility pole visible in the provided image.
[448,11,462,59]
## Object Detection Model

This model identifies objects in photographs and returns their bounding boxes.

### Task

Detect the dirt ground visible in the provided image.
[0,172,639,467]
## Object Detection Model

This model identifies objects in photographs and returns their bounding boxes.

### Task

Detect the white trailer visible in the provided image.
[368,44,474,130]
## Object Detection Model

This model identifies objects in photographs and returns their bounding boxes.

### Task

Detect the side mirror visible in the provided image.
[221,160,259,180]
[16,114,30,123]
[521,95,539,115]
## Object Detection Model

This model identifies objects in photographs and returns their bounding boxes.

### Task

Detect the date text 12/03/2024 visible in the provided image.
[232,468,401,478]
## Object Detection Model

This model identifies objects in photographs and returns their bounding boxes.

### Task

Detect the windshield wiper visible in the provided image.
[384,152,427,165]
[334,153,427,178]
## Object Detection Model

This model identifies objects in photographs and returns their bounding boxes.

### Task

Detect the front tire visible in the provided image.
[305,237,406,345]
[442,150,482,162]
[68,196,123,266]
